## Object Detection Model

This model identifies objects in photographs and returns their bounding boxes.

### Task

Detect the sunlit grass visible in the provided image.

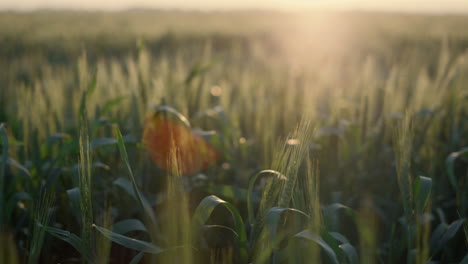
[0,10,467,264]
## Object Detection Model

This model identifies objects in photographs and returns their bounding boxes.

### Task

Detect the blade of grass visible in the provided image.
[339,243,359,264]
[414,176,432,213]
[293,230,340,264]
[114,125,158,241]
[191,195,248,262]
[42,225,95,263]
[446,147,468,192]
[113,219,148,235]
[258,207,310,264]
[93,224,163,254]
[431,218,466,256]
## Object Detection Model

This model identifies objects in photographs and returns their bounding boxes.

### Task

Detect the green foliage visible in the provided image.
[93,225,163,254]
[192,195,248,262]
[0,10,467,264]
[446,147,468,192]
[114,125,159,240]
[293,230,340,264]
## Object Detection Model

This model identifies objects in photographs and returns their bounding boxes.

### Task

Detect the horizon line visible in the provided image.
[1,6,468,16]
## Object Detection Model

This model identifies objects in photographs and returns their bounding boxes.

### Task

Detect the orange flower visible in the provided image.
[142,107,220,175]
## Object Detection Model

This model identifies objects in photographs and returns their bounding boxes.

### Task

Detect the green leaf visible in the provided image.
[46,133,71,145]
[202,225,240,238]
[322,231,345,262]
[264,207,310,243]
[436,208,447,224]
[0,158,31,183]
[192,195,247,262]
[6,158,31,177]
[66,187,82,227]
[446,147,468,192]
[329,232,350,244]
[113,219,148,235]
[430,223,447,252]
[324,203,356,217]
[91,138,118,149]
[91,135,135,150]
[42,225,95,263]
[201,225,241,248]
[293,230,340,264]
[113,177,136,199]
[438,218,465,245]
[247,170,286,224]
[114,126,158,240]
[150,105,191,127]
[205,184,254,202]
[339,243,359,264]
[414,176,432,212]
[431,218,466,255]
[323,203,356,230]
[114,177,149,203]
[92,161,110,170]
[259,207,309,264]
[94,224,163,254]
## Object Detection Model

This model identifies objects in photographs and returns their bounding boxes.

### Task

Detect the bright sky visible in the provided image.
[1,0,468,13]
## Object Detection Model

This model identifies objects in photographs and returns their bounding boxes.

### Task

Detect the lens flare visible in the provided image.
[142,109,220,175]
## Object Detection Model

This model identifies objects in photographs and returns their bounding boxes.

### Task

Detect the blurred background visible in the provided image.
[1,0,468,12]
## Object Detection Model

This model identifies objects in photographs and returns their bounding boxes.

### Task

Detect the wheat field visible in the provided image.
[0,10,467,264]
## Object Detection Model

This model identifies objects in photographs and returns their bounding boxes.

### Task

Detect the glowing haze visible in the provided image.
[1,0,467,13]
